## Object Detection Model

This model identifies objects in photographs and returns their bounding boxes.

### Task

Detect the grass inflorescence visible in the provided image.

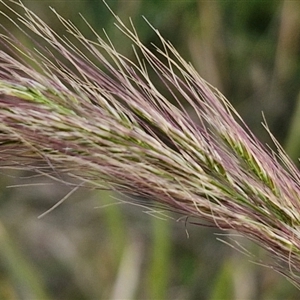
[0,0,300,288]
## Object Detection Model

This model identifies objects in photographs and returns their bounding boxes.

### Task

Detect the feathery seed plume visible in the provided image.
[0,0,300,288]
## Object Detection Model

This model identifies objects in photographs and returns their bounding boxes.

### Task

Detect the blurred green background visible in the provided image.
[1,0,300,299]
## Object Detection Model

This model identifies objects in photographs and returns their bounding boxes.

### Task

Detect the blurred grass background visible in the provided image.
[1,0,300,299]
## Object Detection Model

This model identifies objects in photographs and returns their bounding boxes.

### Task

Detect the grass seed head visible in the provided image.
[1,0,300,288]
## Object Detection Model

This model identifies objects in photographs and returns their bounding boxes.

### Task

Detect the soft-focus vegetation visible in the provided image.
[0,1,300,299]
